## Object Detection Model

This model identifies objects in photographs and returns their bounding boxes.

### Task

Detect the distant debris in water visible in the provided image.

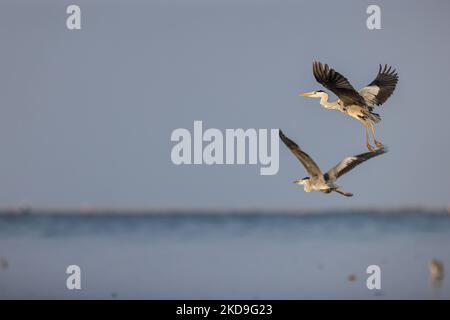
[348,274,357,282]
[429,259,444,286]
[0,257,9,270]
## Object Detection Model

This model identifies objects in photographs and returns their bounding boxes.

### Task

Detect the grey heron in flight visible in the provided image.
[300,61,398,152]
[279,130,387,197]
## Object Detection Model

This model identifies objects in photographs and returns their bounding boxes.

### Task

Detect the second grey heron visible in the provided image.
[279,130,387,197]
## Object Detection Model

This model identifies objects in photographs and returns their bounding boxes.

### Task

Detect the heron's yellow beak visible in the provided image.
[299,92,314,97]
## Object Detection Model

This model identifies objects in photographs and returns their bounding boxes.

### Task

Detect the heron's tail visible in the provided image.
[367,111,381,124]
[334,189,354,197]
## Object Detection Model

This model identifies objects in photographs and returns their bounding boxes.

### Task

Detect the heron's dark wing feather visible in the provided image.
[326,147,388,181]
[313,61,366,106]
[279,130,323,179]
[359,64,398,106]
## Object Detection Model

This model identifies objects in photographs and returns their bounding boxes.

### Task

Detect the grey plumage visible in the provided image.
[279,130,387,197]
[324,148,387,181]
[312,61,366,106]
[279,129,323,180]
[302,61,399,151]
[360,64,399,107]
[312,61,398,108]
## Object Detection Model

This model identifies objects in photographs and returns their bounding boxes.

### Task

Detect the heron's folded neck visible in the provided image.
[319,93,339,110]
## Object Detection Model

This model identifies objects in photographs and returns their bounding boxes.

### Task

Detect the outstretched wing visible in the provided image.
[325,147,388,181]
[313,61,366,106]
[359,64,398,107]
[279,130,323,179]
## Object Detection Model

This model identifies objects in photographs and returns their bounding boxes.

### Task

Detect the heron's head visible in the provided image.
[299,90,326,98]
[293,177,309,185]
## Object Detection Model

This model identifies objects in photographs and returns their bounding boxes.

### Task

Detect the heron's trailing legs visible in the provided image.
[365,125,383,152]
[334,188,354,197]
[365,126,375,152]
[370,125,383,148]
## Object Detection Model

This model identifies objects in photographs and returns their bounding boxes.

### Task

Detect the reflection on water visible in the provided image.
[0,212,449,299]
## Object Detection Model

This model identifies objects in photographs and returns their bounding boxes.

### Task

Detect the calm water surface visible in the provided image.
[0,212,449,299]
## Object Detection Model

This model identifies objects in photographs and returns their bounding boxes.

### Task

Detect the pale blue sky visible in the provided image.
[0,0,449,209]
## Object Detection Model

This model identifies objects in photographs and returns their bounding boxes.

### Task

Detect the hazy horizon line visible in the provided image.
[1,205,449,216]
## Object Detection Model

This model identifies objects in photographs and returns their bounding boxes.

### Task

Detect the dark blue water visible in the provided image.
[0,212,449,299]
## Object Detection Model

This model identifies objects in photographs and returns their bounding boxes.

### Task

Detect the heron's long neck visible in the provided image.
[319,93,339,109]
